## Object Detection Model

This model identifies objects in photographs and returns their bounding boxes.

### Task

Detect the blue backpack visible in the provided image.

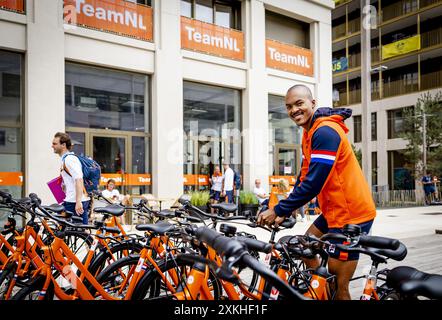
[233,170,241,189]
[62,153,101,194]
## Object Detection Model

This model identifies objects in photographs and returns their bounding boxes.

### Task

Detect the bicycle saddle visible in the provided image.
[43,203,65,214]
[94,204,125,217]
[367,242,408,262]
[386,266,442,299]
[211,203,238,213]
[136,221,177,235]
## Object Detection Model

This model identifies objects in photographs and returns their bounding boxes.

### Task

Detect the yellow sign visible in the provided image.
[382,35,421,60]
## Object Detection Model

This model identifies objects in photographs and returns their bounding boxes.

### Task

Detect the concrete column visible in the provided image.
[151,0,183,204]
[25,0,65,203]
[242,0,270,193]
[377,109,389,188]
[312,21,333,108]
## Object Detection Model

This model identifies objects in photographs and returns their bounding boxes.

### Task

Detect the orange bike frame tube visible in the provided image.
[304,274,329,300]
[174,265,214,300]
[49,237,120,300]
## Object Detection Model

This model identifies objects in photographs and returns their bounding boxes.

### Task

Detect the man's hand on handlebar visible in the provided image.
[257,208,285,227]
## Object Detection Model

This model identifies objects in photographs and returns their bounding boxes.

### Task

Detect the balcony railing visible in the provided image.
[420,0,442,8]
[371,47,380,63]
[381,0,418,23]
[333,91,348,107]
[348,52,361,69]
[421,27,442,49]
[332,23,346,40]
[348,17,361,35]
[421,69,442,90]
[349,88,362,105]
[383,78,418,98]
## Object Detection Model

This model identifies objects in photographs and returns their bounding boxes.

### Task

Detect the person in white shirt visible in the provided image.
[52,132,90,224]
[222,163,234,203]
[101,179,130,224]
[253,179,269,205]
[209,166,224,212]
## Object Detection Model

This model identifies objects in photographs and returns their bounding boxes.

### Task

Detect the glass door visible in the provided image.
[274,145,297,176]
[91,135,127,174]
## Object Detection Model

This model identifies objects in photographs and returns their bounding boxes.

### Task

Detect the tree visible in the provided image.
[351,144,362,168]
[401,91,442,178]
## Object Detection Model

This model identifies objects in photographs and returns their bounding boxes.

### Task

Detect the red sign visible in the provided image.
[0,172,23,186]
[63,0,153,41]
[266,39,314,76]
[181,16,245,61]
[0,0,24,13]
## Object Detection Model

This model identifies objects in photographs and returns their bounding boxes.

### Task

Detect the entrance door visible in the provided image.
[274,145,297,176]
[91,135,127,174]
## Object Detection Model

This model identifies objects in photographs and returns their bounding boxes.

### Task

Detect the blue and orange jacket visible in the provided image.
[274,107,376,228]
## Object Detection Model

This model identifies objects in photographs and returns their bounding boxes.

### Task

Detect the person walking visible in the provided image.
[52,132,90,224]
[222,162,234,204]
[209,165,224,213]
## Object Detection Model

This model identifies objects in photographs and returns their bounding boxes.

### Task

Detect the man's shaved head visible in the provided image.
[287,84,313,101]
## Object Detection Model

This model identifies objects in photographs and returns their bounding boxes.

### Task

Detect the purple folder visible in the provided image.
[47,176,66,204]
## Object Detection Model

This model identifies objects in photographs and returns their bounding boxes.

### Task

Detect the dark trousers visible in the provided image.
[63,201,90,224]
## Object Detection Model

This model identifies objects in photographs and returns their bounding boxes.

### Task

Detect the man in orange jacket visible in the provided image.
[258,84,376,300]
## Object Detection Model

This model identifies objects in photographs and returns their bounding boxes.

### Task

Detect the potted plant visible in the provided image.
[239,191,259,217]
[189,191,211,220]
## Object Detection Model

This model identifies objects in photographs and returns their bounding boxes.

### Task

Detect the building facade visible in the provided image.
[332,0,442,191]
[0,0,334,212]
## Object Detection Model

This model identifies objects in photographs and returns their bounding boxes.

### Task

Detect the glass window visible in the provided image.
[65,63,148,132]
[353,115,362,143]
[195,0,213,24]
[372,151,378,187]
[181,0,192,18]
[388,107,412,139]
[371,112,377,141]
[183,81,241,189]
[0,50,23,227]
[265,10,310,48]
[388,150,415,190]
[0,51,23,200]
[215,4,232,28]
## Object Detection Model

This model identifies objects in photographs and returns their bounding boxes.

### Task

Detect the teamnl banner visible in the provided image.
[266,39,314,77]
[382,35,421,60]
[0,0,24,13]
[181,16,245,61]
[63,0,153,42]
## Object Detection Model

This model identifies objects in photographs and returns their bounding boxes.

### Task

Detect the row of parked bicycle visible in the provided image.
[0,189,441,300]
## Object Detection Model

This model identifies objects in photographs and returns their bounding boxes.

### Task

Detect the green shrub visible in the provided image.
[239,191,259,205]
[190,191,210,206]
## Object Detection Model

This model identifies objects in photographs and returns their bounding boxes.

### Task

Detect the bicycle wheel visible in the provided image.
[92,255,143,299]
[0,262,17,300]
[10,275,54,300]
[131,254,221,300]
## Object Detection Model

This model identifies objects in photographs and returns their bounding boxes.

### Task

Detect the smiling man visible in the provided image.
[257,84,376,300]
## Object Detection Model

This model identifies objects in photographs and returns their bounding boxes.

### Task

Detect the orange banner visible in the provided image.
[0,0,24,13]
[183,174,210,186]
[266,39,314,76]
[63,0,153,41]
[269,175,296,186]
[181,16,245,61]
[0,172,23,186]
[100,173,151,186]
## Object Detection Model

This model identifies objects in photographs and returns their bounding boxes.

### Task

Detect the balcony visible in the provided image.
[383,78,418,98]
[332,23,347,40]
[348,52,361,69]
[333,91,348,107]
[349,88,361,105]
[421,0,442,8]
[381,0,418,23]
[421,27,442,49]
[421,69,442,90]
[348,17,361,35]
[371,47,380,63]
